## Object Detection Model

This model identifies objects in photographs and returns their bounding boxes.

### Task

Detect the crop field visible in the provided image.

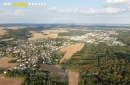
[0,57,17,68]
[28,29,68,40]
[0,74,24,85]
[60,44,83,63]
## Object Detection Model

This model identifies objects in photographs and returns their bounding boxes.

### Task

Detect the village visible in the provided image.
[0,38,71,72]
[70,30,125,46]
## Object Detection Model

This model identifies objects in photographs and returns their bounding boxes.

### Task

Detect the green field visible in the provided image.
[49,32,61,34]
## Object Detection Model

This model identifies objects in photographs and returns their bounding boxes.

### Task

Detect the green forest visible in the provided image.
[111,30,130,46]
[61,43,130,85]
[117,31,130,46]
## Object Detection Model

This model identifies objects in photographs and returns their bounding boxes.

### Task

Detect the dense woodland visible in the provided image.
[111,30,130,46]
[117,31,130,46]
[61,43,130,85]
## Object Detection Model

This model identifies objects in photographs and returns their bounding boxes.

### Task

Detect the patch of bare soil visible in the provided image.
[0,74,24,85]
[60,44,83,63]
[40,64,67,80]
[0,57,17,69]
[28,29,68,40]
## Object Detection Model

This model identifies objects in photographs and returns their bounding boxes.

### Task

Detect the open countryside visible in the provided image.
[0,24,130,85]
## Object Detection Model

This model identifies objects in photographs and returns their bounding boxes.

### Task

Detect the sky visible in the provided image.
[0,0,130,24]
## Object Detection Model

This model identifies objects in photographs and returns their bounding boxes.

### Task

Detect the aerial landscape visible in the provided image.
[0,24,130,85]
[0,0,130,85]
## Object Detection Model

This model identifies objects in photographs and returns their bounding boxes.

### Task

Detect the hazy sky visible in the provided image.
[0,0,130,24]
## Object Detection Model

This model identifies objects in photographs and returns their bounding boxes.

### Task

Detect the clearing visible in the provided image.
[2,26,25,30]
[0,38,13,41]
[0,28,7,36]
[60,44,83,63]
[66,70,81,85]
[40,64,81,85]
[0,57,17,68]
[28,28,68,40]
[59,44,83,85]
[40,64,67,80]
[0,74,24,85]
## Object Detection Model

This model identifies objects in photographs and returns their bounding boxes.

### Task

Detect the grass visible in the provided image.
[49,32,60,34]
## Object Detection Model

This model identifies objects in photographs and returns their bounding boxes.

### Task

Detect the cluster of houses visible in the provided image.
[70,30,124,46]
[0,38,70,73]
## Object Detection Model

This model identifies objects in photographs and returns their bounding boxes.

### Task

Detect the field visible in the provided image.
[0,26,25,39]
[0,57,17,68]
[59,44,83,85]
[0,28,7,36]
[0,74,24,85]
[60,44,83,63]
[28,31,58,40]
[66,70,81,85]
[28,29,68,40]
[2,26,25,30]
[40,64,67,80]
[40,64,80,85]
[0,38,13,41]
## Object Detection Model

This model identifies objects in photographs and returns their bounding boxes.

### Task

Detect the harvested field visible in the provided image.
[0,38,13,41]
[48,29,68,33]
[28,31,58,40]
[59,44,83,85]
[60,44,83,63]
[2,26,25,30]
[0,57,17,68]
[40,64,81,85]
[28,29,68,40]
[66,70,81,85]
[0,74,24,85]
[40,64,67,80]
[0,26,25,37]
[0,28,7,36]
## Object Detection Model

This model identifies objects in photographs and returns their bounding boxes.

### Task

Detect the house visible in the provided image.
[112,41,121,45]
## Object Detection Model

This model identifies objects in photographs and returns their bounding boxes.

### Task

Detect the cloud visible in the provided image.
[14,10,25,16]
[105,0,130,4]
[1,10,26,16]
[47,7,57,11]
[1,11,13,16]
[105,0,130,12]
[87,8,101,13]
[58,7,125,14]
[105,0,130,8]
[59,8,79,13]
[88,7,124,13]
[103,7,125,13]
